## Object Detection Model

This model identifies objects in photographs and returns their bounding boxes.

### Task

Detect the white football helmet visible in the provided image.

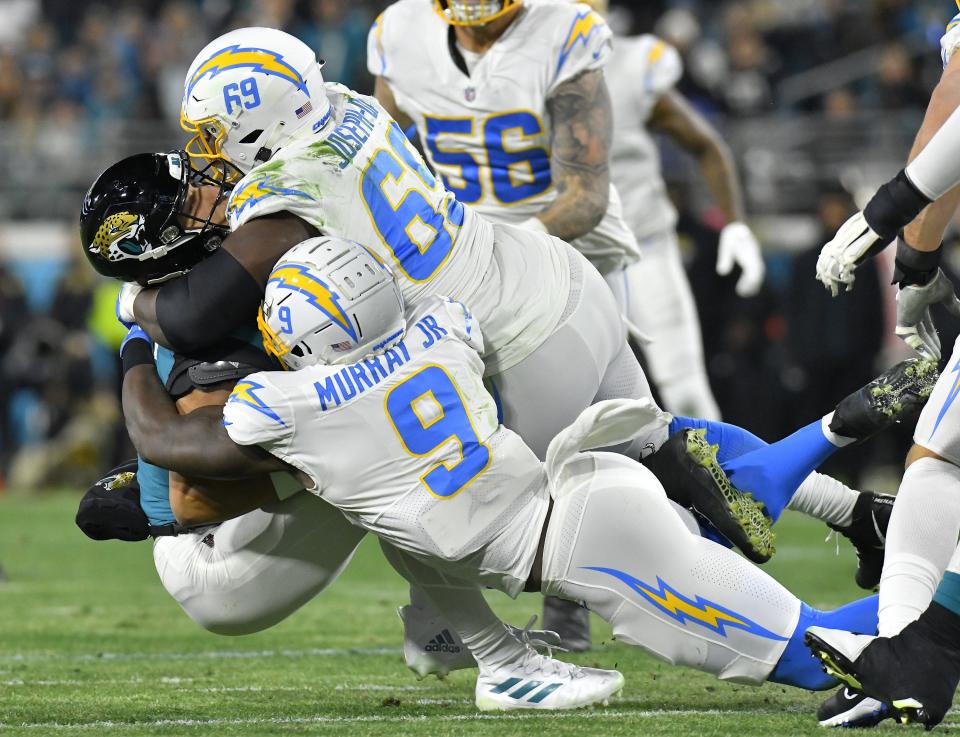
[181,27,332,176]
[259,236,406,370]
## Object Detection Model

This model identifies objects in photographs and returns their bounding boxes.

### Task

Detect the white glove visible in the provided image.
[116,282,144,327]
[895,268,960,361]
[717,222,765,297]
[815,210,887,297]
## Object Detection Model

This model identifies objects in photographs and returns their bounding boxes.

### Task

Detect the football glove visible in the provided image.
[116,282,143,328]
[895,268,960,361]
[717,222,765,297]
[816,170,932,296]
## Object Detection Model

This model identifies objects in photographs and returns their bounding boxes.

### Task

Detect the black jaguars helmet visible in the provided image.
[80,151,235,285]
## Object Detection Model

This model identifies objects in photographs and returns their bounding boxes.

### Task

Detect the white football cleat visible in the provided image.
[398,604,475,679]
[399,606,564,680]
[475,647,624,711]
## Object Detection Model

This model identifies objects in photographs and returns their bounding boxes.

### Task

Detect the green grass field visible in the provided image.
[0,493,919,736]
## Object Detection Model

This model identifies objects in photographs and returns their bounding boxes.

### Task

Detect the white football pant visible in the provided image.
[541,451,798,683]
[605,230,721,420]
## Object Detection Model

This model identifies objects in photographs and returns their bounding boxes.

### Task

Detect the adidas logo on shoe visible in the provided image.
[425,629,462,654]
[490,677,564,704]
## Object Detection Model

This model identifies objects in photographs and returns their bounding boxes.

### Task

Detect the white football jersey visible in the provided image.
[226,83,569,374]
[223,297,549,596]
[606,34,681,241]
[943,12,960,68]
[369,0,640,274]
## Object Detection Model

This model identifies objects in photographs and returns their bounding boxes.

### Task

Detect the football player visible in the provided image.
[365,0,762,642]
[120,235,922,710]
[94,27,892,656]
[109,28,781,571]
[368,0,763,422]
[78,152,571,692]
[805,7,960,730]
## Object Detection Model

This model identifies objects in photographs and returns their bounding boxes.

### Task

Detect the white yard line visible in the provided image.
[0,646,399,663]
[0,709,743,731]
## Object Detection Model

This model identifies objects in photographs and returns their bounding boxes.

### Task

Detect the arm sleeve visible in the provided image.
[222,373,295,452]
[548,6,613,93]
[904,103,960,201]
[154,247,263,354]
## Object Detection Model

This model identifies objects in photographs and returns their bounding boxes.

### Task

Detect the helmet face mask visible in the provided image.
[80,151,233,285]
[259,237,406,370]
[433,0,521,26]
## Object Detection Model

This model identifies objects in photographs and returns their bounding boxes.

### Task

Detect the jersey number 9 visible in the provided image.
[385,365,490,499]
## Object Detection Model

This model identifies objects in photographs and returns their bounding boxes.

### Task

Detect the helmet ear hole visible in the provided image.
[291,345,305,358]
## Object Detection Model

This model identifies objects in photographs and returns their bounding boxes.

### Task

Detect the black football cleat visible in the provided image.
[828,491,894,590]
[829,358,939,443]
[806,613,960,730]
[644,428,775,564]
[816,686,891,728]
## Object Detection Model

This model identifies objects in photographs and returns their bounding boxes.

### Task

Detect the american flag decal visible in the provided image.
[295,100,313,119]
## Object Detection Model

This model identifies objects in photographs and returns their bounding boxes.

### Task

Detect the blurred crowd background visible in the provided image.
[0,0,956,491]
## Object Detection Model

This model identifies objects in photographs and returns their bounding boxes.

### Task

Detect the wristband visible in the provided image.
[121,338,154,376]
[891,237,942,288]
[863,169,932,243]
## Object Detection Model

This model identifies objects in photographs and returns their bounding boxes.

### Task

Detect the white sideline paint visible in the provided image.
[0,709,737,731]
[0,646,399,663]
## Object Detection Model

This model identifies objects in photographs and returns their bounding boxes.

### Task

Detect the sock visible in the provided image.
[768,595,879,690]
[405,582,523,672]
[379,543,527,672]
[933,570,960,618]
[921,566,960,650]
[786,472,859,528]
[669,417,851,525]
[878,457,960,636]
[722,420,840,523]
[820,412,857,448]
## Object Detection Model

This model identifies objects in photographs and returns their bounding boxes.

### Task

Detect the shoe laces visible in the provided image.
[511,614,568,659]
[517,644,581,680]
[824,529,841,557]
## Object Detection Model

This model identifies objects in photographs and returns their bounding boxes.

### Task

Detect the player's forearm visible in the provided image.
[536,169,609,240]
[903,55,960,251]
[903,105,960,205]
[541,69,612,240]
[697,138,746,224]
[123,360,282,479]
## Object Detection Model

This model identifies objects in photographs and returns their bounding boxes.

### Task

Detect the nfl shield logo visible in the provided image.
[464,87,476,102]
